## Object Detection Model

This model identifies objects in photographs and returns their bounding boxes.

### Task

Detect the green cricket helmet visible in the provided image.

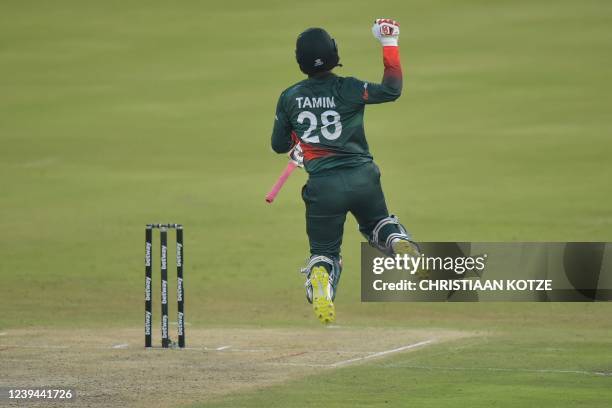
[295,28,342,75]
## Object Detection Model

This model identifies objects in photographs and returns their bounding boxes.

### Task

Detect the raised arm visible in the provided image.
[364,18,403,103]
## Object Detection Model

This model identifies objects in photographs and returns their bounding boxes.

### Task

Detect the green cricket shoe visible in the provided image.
[310,266,336,324]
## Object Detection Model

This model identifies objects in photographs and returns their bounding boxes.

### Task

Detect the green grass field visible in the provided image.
[1,0,611,406]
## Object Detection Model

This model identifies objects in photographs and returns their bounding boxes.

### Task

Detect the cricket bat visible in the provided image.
[265,160,298,203]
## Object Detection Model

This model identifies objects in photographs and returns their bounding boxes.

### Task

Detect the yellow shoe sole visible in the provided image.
[391,239,420,257]
[392,240,429,279]
[310,266,335,324]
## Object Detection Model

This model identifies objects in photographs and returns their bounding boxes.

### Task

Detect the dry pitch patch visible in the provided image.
[0,327,468,407]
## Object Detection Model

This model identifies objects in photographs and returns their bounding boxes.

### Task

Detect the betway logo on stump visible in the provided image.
[161,281,167,304]
[177,312,184,335]
[145,277,151,301]
[144,311,151,335]
[177,278,183,301]
[176,243,183,267]
[161,245,167,270]
[145,242,151,267]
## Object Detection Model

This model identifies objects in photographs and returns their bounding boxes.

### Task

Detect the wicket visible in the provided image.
[145,223,185,348]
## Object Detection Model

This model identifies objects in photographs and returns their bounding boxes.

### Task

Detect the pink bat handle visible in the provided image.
[265,161,298,203]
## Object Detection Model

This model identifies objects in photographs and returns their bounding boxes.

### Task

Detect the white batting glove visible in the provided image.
[371,18,400,46]
[289,143,304,167]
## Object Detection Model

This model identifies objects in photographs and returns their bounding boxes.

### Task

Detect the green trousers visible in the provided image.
[302,161,395,258]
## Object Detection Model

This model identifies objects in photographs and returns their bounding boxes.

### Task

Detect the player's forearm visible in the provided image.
[380,46,402,98]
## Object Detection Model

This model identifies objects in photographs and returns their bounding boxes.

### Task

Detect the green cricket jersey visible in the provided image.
[271,46,403,175]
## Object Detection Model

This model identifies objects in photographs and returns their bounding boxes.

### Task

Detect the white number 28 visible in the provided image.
[297,110,342,143]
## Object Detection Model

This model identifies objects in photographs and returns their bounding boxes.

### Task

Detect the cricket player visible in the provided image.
[271,19,419,324]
